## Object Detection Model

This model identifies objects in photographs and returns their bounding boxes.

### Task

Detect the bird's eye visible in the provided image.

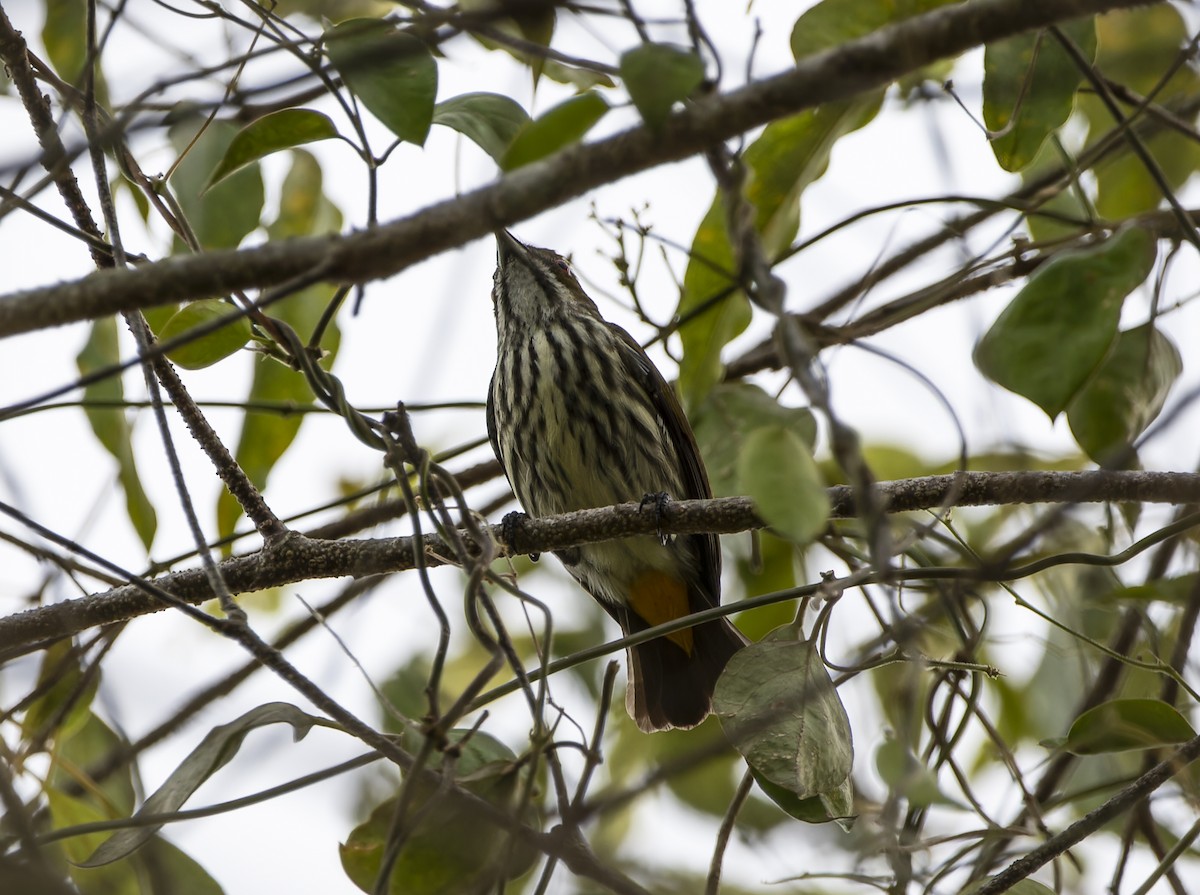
[555,259,570,272]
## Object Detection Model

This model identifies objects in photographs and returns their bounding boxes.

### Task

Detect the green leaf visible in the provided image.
[170,120,265,251]
[138,839,226,895]
[619,43,704,131]
[1106,573,1198,604]
[325,19,437,145]
[158,300,253,370]
[1085,6,1200,218]
[204,109,337,192]
[76,318,157,548]
[500,92,608,171]
[84,703,328,866]
[715,631,853,800]
[50,713,136,818]
[875,738,954,807]
[511,0,554,84]
[751,767,855,831]
[984,20,1096,172]
[217,282,342,539]
[677,99,876,408]
[266,149,343,241]
[1064,698,1196,755]
[974,227,1156,418]
[738,425,829,544]
[111,174,151,224]
[43,0,107,101]
[219,156,343,539]
[21,641,99,743]
[791,0,961,60]
[692,382,816,499]
[47,788,140,895]
[433,93,530,163]
[340,731,532,895]
[733,532,800,641]
[1066,323,1181,465]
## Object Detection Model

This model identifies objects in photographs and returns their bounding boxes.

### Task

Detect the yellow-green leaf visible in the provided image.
[21,641,98,744]
[677,98,876,408]
[169,120,265,251]
[738,425,829,544]
[1065,698,1196,755]
[339,731,531,895]
[692,382,817,499]
[76,318,157,549]
[619,43,704,131]
[219,154,343,539]
[984,20,1096,171]
[159,300,253,370]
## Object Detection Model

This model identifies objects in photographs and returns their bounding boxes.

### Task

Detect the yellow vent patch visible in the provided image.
[628,570,693,654]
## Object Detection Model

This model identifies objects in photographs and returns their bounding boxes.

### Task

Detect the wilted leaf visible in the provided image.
[1064,698,1195,755]
[738,425,829,544]
[500,92,608,170]
[433,93,530,163]
[159,300,253,370]
[325,19,437,144]
[1066,323,1181,465]
[619,43,704,130]
[974,227,1156,418]
[84,703,328,866]
[715,630,853,800]
[205,109,337,191]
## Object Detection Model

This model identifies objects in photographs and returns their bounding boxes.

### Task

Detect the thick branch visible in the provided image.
[1,469,1196,653]
[0,0,1150,338]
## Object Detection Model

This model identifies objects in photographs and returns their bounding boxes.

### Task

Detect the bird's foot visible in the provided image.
[639,491,673,545]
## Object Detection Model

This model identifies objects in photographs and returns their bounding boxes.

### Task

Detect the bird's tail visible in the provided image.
[620,609,748,732]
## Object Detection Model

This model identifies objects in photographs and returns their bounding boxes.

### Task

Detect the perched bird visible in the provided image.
[487,230,747,731]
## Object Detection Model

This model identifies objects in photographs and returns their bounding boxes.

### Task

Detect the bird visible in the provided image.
[486,229,747,731]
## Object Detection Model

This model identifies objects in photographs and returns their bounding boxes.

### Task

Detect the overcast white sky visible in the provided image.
[2,1,1199,892]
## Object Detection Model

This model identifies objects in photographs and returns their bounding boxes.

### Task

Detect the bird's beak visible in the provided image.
[495,229,527,266]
